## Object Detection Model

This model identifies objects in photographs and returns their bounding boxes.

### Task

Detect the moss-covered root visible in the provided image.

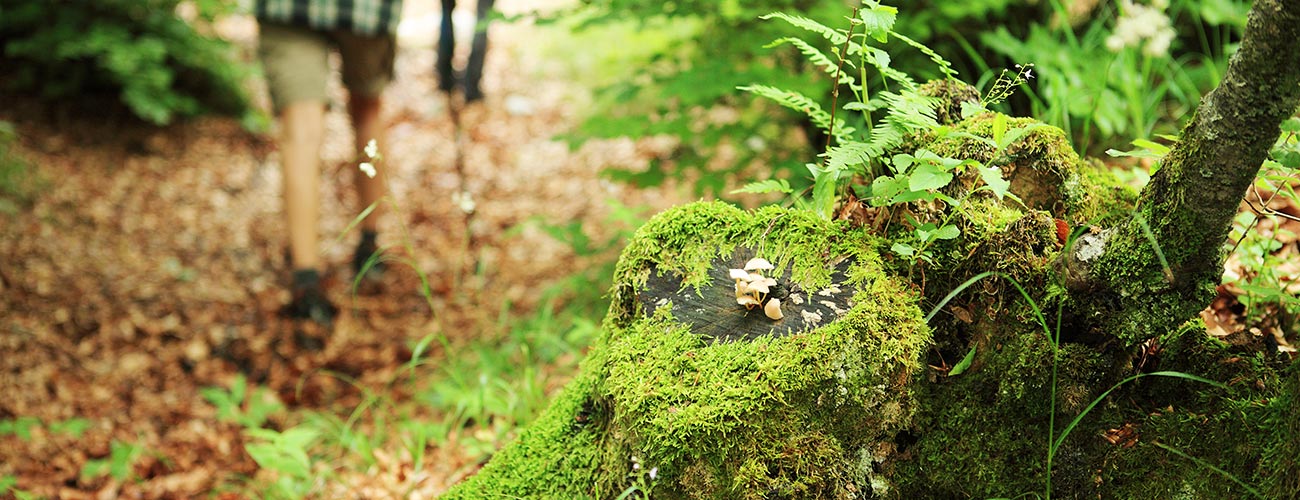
[443,201,932,499]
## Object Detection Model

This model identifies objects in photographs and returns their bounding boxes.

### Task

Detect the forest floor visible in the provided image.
[0,1,693,497]
[4,1,1300,499]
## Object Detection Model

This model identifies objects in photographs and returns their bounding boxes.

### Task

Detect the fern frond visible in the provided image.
[761,12,850,46]
[822,140,878,173]
[889,31,958,79]
[859,45,916,90]
[865,90,940,160]
[765,37,858,88]
[739,84,856,145]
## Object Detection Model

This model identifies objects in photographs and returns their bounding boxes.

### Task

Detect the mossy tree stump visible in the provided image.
[443,131,1296,498]
[444,203,932,499]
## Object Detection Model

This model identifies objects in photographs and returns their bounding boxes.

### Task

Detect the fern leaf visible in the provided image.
[822,141,878,173]
[739,84,856,145]
[732,179,794,195]
[761,12,848,46]
[765,37,858,88]
[889,31,958,79]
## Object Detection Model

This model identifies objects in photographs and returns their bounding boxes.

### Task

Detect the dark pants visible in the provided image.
[438,0,494,102]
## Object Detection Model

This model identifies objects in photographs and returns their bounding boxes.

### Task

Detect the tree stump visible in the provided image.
[443,116,1297,498]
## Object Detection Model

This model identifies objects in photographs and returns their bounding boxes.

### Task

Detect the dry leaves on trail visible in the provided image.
[0,4,690,497]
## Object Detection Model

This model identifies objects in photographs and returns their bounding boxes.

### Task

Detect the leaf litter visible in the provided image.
[0,1,691,497]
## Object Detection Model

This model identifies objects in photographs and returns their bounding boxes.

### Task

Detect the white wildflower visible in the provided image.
[649,467,658,480]
[1105,0,1175,57]
[359,162,376,179]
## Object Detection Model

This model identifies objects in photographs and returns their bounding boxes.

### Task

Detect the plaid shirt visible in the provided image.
[256,0,403,37]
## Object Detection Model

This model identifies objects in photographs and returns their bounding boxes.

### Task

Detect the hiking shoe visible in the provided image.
[285,269,336,326]
[352,230,386,281]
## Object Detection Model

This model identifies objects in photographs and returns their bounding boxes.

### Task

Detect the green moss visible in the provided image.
[1095,324,1285,498]
[447,201,933,499]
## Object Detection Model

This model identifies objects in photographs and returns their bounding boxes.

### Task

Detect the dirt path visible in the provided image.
[0,2,688,496]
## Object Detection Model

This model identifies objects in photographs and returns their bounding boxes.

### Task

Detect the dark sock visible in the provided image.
[353,230,382,275]
[359,230,378,252]
[292,268,322,291]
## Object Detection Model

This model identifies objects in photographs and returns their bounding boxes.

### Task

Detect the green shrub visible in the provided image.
[0,121,41,214]
[0,0,255,125]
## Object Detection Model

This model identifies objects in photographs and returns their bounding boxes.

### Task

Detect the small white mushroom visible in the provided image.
[764,298,784,320]
[729,268,750,281]
[738,295,762,309]
[744,257,775,271]
[747,279,771,294]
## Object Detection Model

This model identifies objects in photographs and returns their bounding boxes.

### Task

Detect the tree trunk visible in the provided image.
[1071,0,1300,348]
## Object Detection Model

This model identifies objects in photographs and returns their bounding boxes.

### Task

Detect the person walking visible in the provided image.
[255,0,403,325]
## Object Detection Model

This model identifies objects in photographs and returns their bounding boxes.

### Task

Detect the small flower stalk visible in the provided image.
[731,257,783,320]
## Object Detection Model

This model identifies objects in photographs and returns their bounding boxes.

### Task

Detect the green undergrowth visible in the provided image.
[445,201,932,499]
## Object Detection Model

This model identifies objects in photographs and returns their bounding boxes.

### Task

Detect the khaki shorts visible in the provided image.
[258,22,396,111]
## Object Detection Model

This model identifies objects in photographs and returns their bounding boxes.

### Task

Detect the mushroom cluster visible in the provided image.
[730,257,783,320]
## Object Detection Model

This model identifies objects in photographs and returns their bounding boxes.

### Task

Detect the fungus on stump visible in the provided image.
[443,202,933,498]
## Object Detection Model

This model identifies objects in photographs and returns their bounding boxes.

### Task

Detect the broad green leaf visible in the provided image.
[1131,138,1170,155]
[960,100,986,119]
[992,113,1007,147]
[891,242,916,257]
[948,345,977,376]
[812,168,839,220]
[869,175,907,206]
[1283,117,1300,134]
[908,161,953,192]
[859,3,898,43]
[934,224,960,240]
[977,165,1012,199]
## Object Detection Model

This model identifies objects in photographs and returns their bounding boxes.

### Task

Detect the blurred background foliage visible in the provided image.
[555,0,1248,198]
[0,0,256,126]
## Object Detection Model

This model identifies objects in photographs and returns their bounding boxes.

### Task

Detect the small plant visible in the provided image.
[615,455,659,500]
[0,416,91,441]
[0,121,42,214]
[929,272,1252,499]
[244,426,322,499]
[201,374,285,429]
[0,475,39,500]
[80,440,147,483]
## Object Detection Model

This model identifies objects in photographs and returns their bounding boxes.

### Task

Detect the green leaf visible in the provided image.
[812,167,840,220]
[890,242,916,257]
[948,345,977,376]
[908,161,953,192]
[960,101,986,119]
[48,418,91,438]
[992,113,1007,147]
[934,224,960,240]
[1283,117,1300,134]
[858,3,898,43]
[977,164,1012,199]
[731,179,794,195]
[869,175,907,206]
[1131,138,1170,155]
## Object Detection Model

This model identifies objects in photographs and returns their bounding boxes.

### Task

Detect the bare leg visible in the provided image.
[349,94,385,231]
[280,100,327,270]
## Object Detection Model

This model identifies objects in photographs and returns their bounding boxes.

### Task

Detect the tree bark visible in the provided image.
[1075,0,1300,347]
